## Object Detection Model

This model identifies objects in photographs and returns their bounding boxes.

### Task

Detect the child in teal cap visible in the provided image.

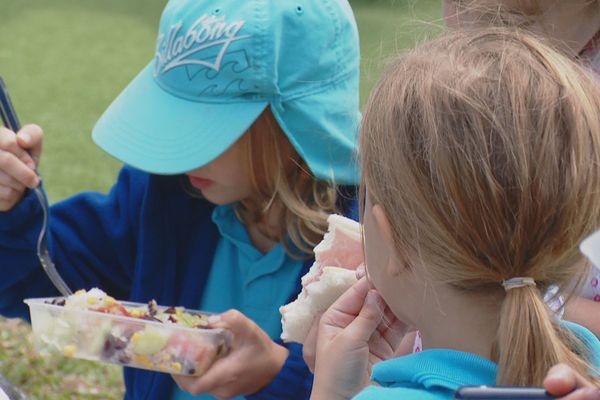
[0,1,360,399]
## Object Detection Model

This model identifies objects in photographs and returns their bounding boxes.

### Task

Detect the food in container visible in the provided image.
[25,288,231,376]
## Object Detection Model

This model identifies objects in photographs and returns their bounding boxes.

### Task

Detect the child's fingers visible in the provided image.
[0,128,32,209]
[377,309,408,349]
[368,312,408,361]
[356,265,366,279]
[0,170,26,191]
[567,389,600,400]
[376,307,398,336]
[207,309,256,333]
[322,277,371,326]
[16,124,43,166]
[344,290,385,344]
[367,327,395,362]
[544,363,597,397]
[172,358,228,395]
[0,150,39,188]
[0,127,36,170]
[302,312,323,373]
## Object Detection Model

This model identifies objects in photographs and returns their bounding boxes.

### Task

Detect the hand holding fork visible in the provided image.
[0,77,72,296]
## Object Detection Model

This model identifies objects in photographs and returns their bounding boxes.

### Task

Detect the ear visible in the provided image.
[371,204,405,277]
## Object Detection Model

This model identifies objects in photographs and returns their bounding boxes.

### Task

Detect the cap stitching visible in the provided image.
[282,69,357,102]
[323,0,342,76]
[154,72,266,103]
[153,61,356,105]
[255,0,269,94]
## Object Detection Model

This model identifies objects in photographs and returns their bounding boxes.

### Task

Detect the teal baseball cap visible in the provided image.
[92,0,360,185]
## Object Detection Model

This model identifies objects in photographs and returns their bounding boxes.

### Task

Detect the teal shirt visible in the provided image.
[172,204,305,400]
[355,321,600,400]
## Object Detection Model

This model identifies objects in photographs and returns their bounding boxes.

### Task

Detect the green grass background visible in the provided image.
[0,0,442,398]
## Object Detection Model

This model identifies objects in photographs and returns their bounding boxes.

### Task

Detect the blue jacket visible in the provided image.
[0,166,357,400]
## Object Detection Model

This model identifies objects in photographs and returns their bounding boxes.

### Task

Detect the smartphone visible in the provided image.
[455,386,559,399]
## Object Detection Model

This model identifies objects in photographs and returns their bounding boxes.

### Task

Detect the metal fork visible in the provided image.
[0,77,72,296]
[32,186,73,296]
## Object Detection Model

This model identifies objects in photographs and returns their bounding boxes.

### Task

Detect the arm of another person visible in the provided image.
[544,364,600,400]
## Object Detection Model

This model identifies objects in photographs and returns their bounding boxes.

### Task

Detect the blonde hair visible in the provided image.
[452,0,600,23]
[361,28,600,385]
[451,0,600,54]
[236,108,339,257]
[184,108,339,258]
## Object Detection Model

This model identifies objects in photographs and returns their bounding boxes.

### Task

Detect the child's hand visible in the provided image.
[172,310,288,399]
[0,125,42,211]
[543,364,600,399]
[301,311,322,373]
[303,299,405,375]
[310,277,408,400]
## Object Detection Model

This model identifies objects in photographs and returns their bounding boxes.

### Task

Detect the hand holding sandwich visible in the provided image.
[309,277,407,400]
[303,265,367,373]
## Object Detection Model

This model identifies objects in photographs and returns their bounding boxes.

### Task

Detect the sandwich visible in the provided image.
[280,214,364,344]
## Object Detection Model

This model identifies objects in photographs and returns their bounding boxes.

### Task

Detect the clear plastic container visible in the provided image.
[25,297,231,376]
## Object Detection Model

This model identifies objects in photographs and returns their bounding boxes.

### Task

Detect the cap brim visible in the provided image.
[92,63,268,174]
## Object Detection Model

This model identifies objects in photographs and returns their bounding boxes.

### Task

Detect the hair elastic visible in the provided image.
[502,277,536,291]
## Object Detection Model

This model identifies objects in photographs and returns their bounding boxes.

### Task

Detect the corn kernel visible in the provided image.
[133,355,153,369]
[171,362,182,373]
[129,308,144,318]
[86,297,98,305]
[63,344,77,357]
[75,289,86,295]
[131,332,141,344]
[106,296,116,305]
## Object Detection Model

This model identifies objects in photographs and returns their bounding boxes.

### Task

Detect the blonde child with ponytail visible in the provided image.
[442,0,600,338]
[309,28,600,399]
[392,0,600,357]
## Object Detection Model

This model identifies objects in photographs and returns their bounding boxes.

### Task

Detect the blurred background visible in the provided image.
[0,0,441,398]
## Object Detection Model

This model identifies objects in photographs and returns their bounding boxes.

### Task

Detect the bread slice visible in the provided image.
[280,214,363,343]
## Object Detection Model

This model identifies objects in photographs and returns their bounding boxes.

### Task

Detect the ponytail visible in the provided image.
[360,28,600,388]
[497,285,593,385]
